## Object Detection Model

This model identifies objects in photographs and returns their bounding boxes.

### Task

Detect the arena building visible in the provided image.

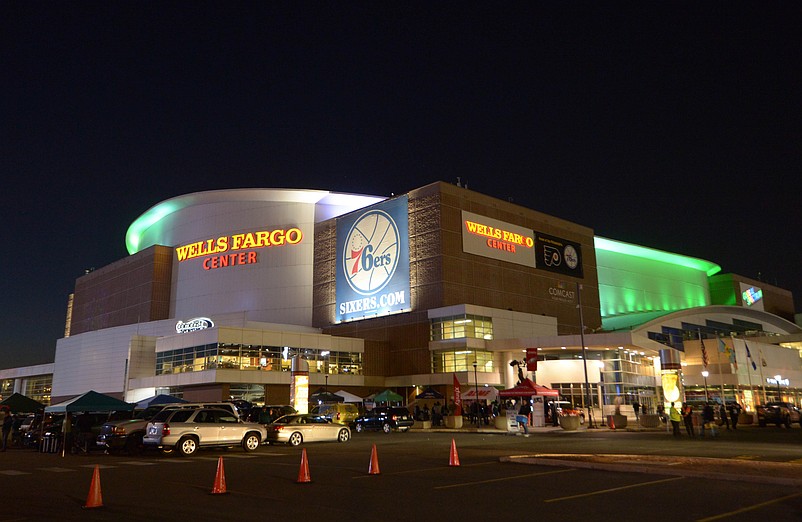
[1,182,799,420]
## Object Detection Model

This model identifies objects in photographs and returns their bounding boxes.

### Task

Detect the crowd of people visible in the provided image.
[665,400,742,437]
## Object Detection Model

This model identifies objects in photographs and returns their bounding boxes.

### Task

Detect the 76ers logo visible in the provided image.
[343,209,400,295]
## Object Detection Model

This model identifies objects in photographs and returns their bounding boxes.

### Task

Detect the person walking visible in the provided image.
[669,402,681,436]
[633,401,640,421]
[1,410,13,451]
[701,402,716,438]
[729,402,741,430]
[719,403,730,430]
[517,400,531,435]
[682,402,695,437]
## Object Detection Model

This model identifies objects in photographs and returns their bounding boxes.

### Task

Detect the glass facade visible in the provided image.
[432,350,494,373]
[156,343,362,376]
[24,375,52,405]
[430,314,493,341]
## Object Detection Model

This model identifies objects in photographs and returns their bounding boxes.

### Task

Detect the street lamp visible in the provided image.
[701,370,709,402]
[473,361,479,425]
[325,374,329,394]
[774,374,782,401]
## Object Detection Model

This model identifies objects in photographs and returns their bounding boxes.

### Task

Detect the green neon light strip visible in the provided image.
[126,200,183,255]
[594,236,721,277]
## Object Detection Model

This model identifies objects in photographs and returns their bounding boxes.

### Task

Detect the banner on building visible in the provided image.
[335,196,411,323]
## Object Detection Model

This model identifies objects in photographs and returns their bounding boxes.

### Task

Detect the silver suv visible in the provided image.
[143,407,266,456]
[98,402,242,454]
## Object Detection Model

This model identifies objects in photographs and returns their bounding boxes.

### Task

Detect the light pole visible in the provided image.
[473,361,479,425]
[701,370,709,402]
[325,374,329,394]
[774,374,782,401]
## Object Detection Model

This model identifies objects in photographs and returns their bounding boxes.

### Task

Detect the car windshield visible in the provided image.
[273,415,298,424]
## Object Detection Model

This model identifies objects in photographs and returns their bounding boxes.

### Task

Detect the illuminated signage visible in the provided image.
[742,286,763,306]
[176,317,214,333]
[767,377,789,386]
[548,281,576,303]
[461,211,535,267]
[175,228,303,270]
[335,196,410,323]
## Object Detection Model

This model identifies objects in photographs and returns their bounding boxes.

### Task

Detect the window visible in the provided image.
[430,314,493,341]
[432,350,494,373]
[156,344,363,376]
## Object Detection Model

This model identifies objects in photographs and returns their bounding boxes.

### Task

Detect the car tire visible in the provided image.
[289,432,303,446]
[337,429,350,443]
[242,433,261,452]
[178,437,198,457]
[758,419,766,427]
[354,423,364,433]
[382,423,391,433]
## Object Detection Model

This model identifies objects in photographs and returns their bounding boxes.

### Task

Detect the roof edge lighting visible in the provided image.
[594,236,721,277]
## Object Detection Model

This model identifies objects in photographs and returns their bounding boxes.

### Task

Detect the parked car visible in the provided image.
[97,405,170,454]
[310,403,360,425]
[756,402,801,427]
[353,407,414,433]
[265,414,351,446]
[143,407,267,456]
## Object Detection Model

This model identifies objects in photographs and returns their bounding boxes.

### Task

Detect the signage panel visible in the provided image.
[534,231,584,278]
[461,211,535,267]
[335,196,410,323]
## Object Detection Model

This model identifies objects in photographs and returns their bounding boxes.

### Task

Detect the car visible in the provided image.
[756,402,801,427]
[98,401,241,454]
[142,407,267,456]
[352,407,414,433]
[310,403,360,425]
[96,405,169,454]
[264,414,351,446]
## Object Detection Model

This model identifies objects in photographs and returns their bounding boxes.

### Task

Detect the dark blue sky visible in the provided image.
[2,3,801,369]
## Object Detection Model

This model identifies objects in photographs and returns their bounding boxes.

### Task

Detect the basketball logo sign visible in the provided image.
[342,209,400,295]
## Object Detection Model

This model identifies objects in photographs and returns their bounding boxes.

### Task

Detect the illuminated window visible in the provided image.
[156,344,362,376]
[430,314,493,341]
[432,350,494,373]
[24,375,52,405]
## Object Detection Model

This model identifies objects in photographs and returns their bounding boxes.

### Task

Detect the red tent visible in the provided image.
[498,378,559,398]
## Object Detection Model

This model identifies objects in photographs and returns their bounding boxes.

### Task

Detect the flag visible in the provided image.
[744,341,757,371]
[452,374,462,416]
[525,348,538,371]
[718,336,737,370]
[700,335,709,369]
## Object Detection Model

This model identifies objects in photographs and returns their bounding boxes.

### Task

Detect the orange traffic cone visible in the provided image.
[83,465,103,509]
[609,415,616,431]
[449,438,460,467]
[368,444,380,475]
[211,456,227,494]
[297,448,311,483]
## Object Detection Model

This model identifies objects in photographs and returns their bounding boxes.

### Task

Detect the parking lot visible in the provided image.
[4,427,802,521]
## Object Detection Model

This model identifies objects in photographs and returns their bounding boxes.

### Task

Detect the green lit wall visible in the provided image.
[595,237,721,331]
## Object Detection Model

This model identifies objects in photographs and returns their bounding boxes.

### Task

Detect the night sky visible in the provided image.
[3,3,801,369]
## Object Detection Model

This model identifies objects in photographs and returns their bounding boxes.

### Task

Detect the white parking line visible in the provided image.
[0,470,31,475]
[37,467,75,473]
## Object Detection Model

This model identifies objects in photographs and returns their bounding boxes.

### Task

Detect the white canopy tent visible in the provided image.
[333,390,363,403]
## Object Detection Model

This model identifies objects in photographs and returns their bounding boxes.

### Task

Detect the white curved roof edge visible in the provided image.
[630,305,802,336]
[126,188,385,255]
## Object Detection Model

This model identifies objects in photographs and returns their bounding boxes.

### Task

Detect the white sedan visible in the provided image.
[265,414,351,446]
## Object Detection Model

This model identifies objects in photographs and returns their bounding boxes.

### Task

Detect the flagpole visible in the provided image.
[728,336,739,404]
[714,335,726,401]
[736,336,754,407]
[758,349,767,403]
